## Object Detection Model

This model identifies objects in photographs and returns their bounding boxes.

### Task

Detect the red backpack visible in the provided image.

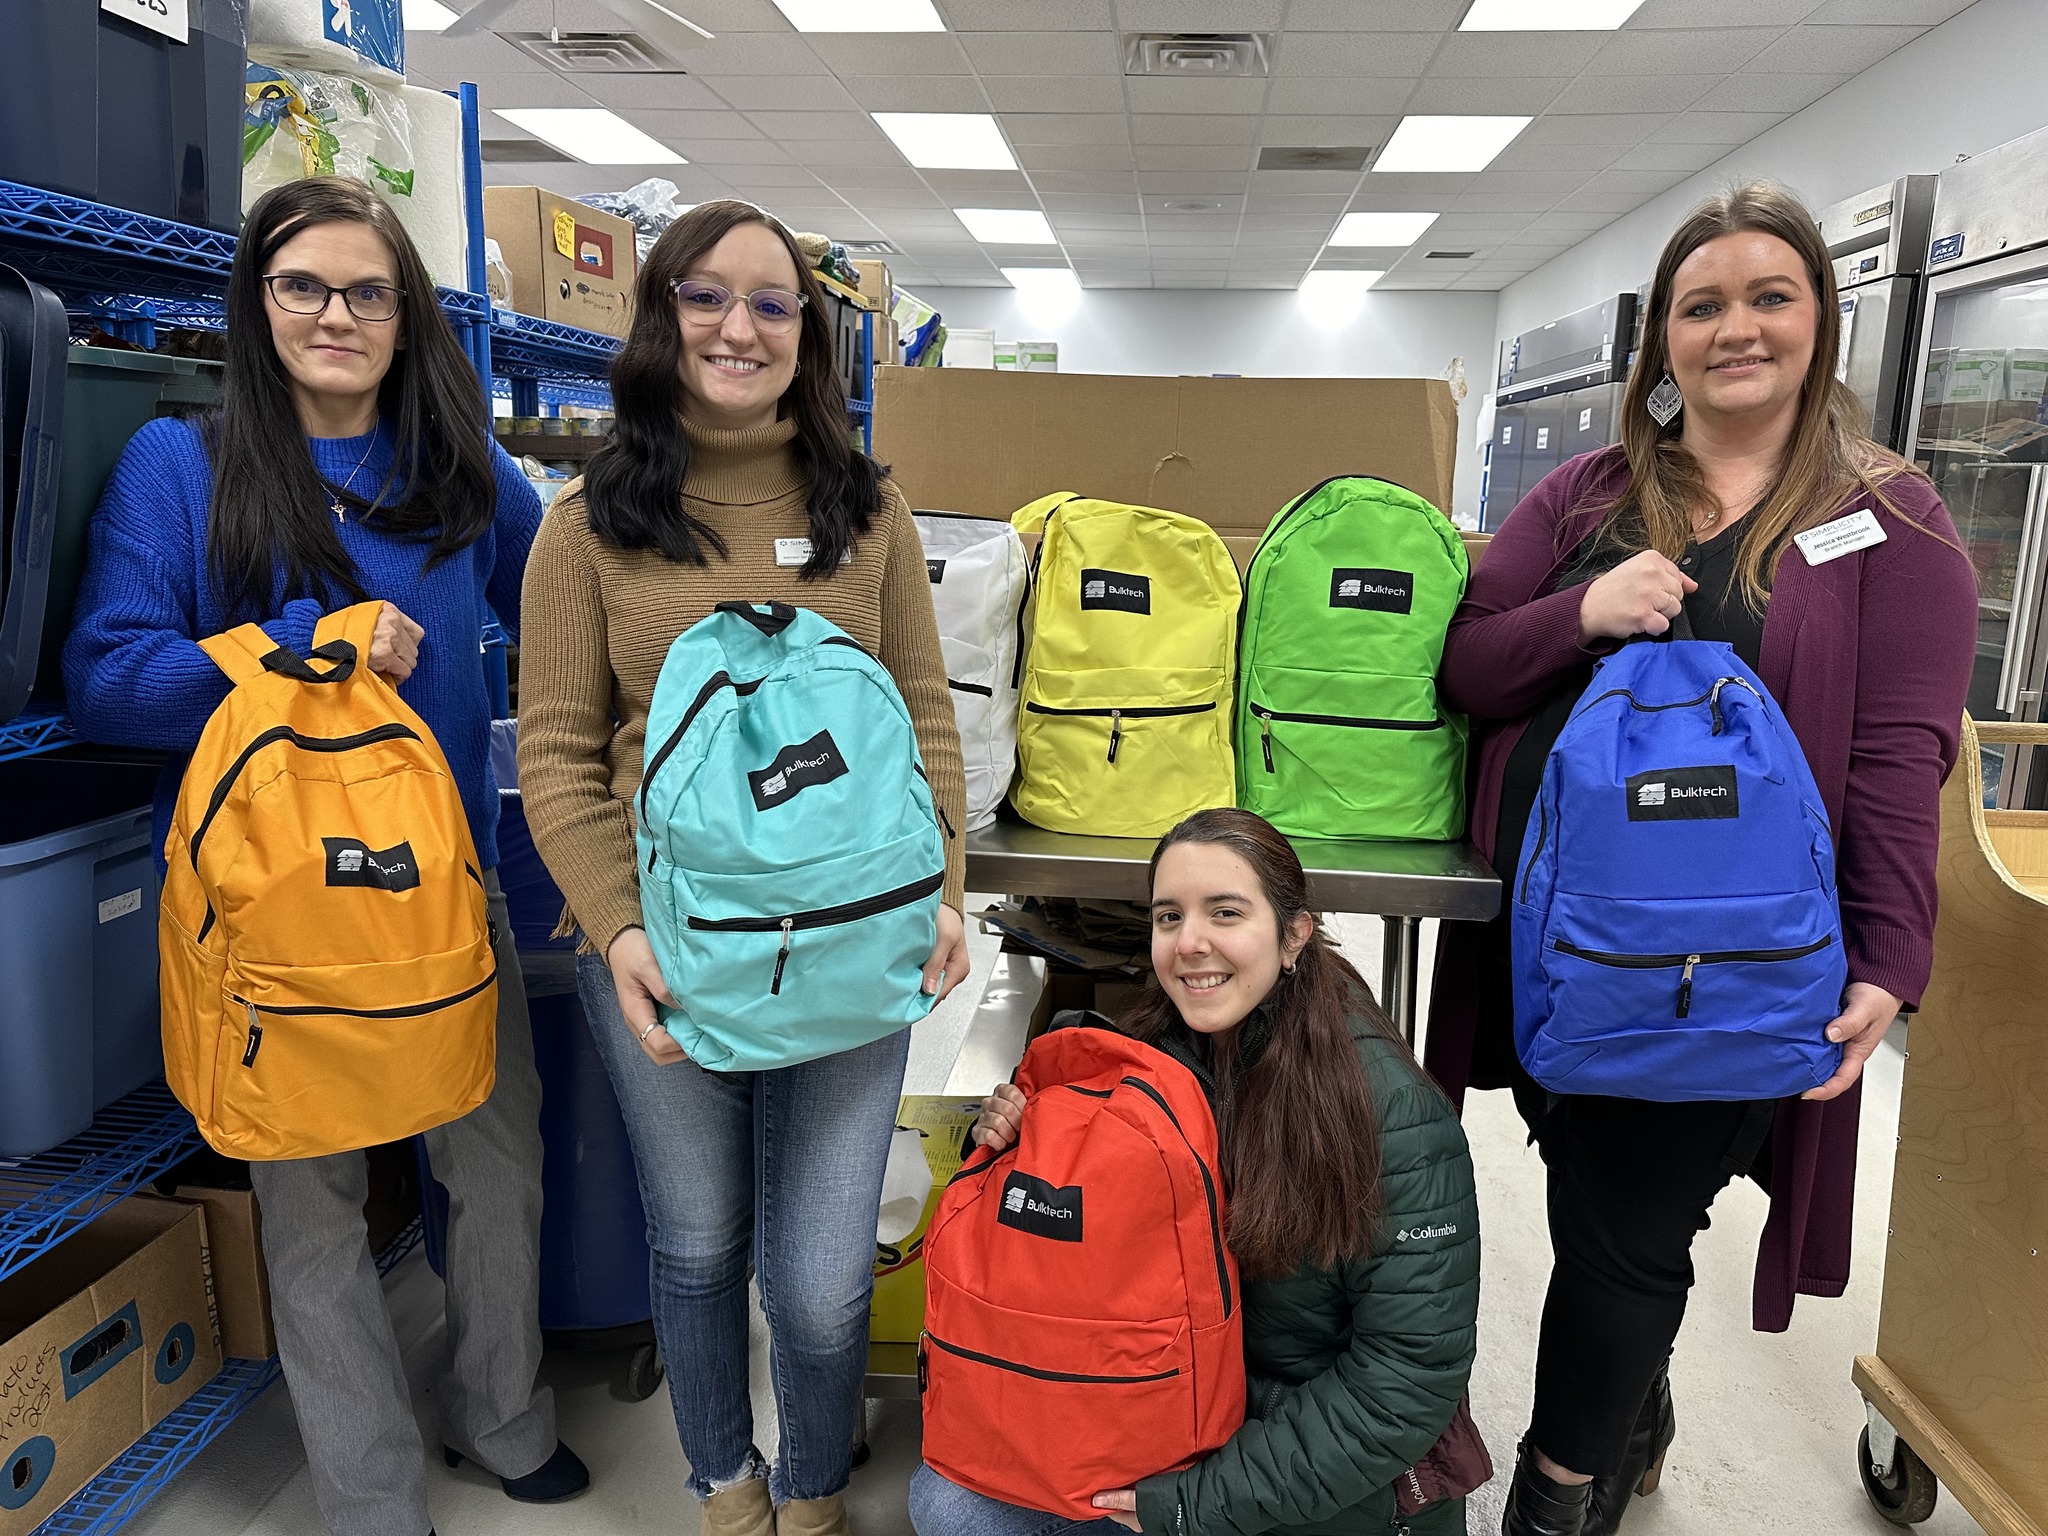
[920,1025,1246,1516]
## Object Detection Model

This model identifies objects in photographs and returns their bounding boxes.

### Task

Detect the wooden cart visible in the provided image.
[1853,717,2048,1534]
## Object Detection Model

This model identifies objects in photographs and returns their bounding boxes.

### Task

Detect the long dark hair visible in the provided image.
[1120,808,1405,1278]
[579,198,882,577]
[207,176,496,622]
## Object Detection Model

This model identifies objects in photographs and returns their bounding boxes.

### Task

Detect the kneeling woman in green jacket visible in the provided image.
[912,807,1482,1536]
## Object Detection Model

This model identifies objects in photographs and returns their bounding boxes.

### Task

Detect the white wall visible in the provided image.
[916,286,1500,526]
[1495,0,2048,352]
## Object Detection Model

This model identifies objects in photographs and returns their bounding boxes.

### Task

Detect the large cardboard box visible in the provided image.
[872,369,1459,533]
[0,1200,222,1536]
[171,1187,274,1360]
[870,1095,983,1345]
[851,259,892,313]
[482,187,638,339]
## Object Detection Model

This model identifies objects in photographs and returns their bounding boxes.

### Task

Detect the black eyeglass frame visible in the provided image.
[262,274,407,322]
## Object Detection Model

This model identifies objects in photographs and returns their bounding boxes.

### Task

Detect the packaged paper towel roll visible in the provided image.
[243,64,416,216]
[248,0,405,84]
[877,1127,934,1244]
[393,84,469,290]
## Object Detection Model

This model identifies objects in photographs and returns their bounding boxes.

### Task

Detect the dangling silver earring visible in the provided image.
[793,360,801,377]
[1646,373,1684,426]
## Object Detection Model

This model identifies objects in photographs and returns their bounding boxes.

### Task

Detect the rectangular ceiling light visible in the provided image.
[1300,269,1384,297]
[1330,211,1439,246]
[873,112,1017,171]
[1002,267,1081,293]
[493,108,686,165]
[1459,0,1646,27]
[402,0,457,29]
[1373,115,1530,174]
[771,0,944,31]
[955,208,1056,244]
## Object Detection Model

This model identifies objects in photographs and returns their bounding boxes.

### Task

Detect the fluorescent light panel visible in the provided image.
[493,108,685,165]
[1299,269,1384,297]
[1373,115,1530,174]
[1002,267,1080,292]
[956,208,1056,244]
[1459,0,1646,27]
[402,0,456,30]
[1330,211,1439,246]
[872,113,1016,171]
[770,0,944,30]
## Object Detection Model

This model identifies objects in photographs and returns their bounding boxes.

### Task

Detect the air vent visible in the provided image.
[1123,33,1270,77]
[841,239,900,255]
[1257,146,1371,172]
[504,30,688,73]
[1426,249,1477,260]
[481,139,575,163]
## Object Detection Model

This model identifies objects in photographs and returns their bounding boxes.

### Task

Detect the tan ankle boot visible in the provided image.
[700,1477,775,1536]
[777,1493,850,1536]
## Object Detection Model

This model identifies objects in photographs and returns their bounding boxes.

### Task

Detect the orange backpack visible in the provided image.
[920,1025,1245,1517]
[159,602,497,1160]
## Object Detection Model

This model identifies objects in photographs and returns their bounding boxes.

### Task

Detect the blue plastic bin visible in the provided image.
[0,757,163,1158]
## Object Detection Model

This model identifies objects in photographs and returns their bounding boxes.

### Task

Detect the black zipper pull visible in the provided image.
[1108,708,1122,763]
[771,917,794,995]
[242,1004,264,1066]
[1677,954,1700,1018]
[1259,713,1274,773]
[935,799,955,839]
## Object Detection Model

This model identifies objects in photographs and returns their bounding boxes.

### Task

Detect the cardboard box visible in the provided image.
[872,369,1459,533]
[851,259,892,312]
[2009,348,2048,402]
[482,187,638,339]
[1944,350,2006,405]
[870,1096,984,1344]
[0,1199,223,1536]
[170,1187,274,1361]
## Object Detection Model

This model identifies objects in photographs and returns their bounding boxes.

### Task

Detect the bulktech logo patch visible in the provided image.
[323,837,421,891]
[926,558,946,584]
[1079,568,1151,614]
[1329,567,1415,614]
[997,1171,1084,1241]
[747,729,849,812]
[1626,764,1740,822]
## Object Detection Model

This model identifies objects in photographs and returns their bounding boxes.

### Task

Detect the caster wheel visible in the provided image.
[1859,1426,1939,1525]
[851,1441,871,1470]
[621,1341,665,1403]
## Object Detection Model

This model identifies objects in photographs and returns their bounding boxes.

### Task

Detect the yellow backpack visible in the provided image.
[1011,494,1241,837]
[159,602,497,1160]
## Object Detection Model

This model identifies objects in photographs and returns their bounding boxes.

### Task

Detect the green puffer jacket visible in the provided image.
[1132,1007,1481,1536]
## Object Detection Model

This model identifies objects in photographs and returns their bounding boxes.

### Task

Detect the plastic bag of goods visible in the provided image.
[246,0,404,83]
[243,64,415,212]
[578,178,690,263]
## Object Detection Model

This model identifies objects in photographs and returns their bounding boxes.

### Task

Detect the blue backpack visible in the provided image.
[636,603,947,1071]
[1512,635,1846,1101]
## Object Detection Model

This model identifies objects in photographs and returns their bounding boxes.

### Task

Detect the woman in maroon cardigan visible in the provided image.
[1427,183,1976,1536]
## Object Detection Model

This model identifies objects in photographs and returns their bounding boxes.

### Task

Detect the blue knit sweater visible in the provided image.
[62,416,542,871]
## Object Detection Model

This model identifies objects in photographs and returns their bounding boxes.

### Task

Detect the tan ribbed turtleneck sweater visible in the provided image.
[516,416,968,957]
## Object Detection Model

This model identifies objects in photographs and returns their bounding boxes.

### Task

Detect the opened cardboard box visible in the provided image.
[483,187,638,339]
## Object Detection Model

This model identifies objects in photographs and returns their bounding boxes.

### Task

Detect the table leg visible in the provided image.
[1381,916,1420,1047]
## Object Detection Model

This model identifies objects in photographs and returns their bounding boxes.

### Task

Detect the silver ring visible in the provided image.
[639,1021,661,1043]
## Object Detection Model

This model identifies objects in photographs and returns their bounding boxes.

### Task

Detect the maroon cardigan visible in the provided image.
[1424,447,1978,1331]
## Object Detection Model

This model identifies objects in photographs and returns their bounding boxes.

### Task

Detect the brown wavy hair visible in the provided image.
[1607,180,1933,607]
[1118,808,1411,1278]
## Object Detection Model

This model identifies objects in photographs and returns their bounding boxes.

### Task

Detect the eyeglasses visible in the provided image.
[672,280,808,334]
[263,274,405,322]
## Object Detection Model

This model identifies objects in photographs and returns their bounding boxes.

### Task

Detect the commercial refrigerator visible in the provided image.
[1481,294,1638,530]
[1909,123,2048,806]
[1817,175,1936,452]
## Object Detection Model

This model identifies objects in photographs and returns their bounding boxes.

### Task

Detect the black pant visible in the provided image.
[1513,1067,1775,1477]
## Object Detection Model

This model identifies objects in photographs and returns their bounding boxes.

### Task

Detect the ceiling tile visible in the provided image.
[1612,141,1727,173]
[1586,26,1784,75]
[1245,192,1354,213]
[1272,32,1441,77]
[708,76,861,112]
[1521,208,1624,235]
[980,76,1128,113]
[1627,0,1824,24]
[1494,242,1575,259]
[1749,22,1925,71]
[1137,172,1255,195]
[1154,275,1228,288]
[1287,0,1466,25]
[477,74,606,110]
[1403,76,1568,115]
[1250,168,1360,195]
[1486,139,1627,174]
[1518,112,1672,145]
[685,139,794,166]
[1648,110,1788,143]
[1148,229,1240,246]
[1690,72,1850,112]
[1015,143,1138,172]
[1347,172,1477,202]
[998,114,1130,145]
[803,33,972,76]
[959,30,1119,75]
[1258,115,1400,145]
[921,169,1035,194]
[1050,211,1146,228]
[1427,33,1609,77]
[742,111,876,141]
[1133,114,1260,145]
[1028,170,1142,194]
[561,73,725,109]
[1059,228,1148,245]
[1134,144,1256,171]
[1038,192,1144,212]
[1451,190,1571,214]
[934,0,1113,28]
[816,164,932,190]
[720,164,827,188]
[690,33,830,75]
[1264,79,1417,117]
[1546,74,1718,115]
[408,31,551,77]
[1113,0,1284,28]
[1124,78,1271,114]
[652,0,790,29]
[1803,0,1971,19]
[840,75,989,112]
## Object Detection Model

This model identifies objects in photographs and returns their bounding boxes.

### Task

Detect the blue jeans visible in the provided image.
[578,953,911,1502]
[909,1464,1124,1536]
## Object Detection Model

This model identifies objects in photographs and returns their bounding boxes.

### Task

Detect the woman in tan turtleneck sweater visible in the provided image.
[517,201,968,1536]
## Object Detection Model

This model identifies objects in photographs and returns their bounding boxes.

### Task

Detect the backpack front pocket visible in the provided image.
[1016,694,1231,837]
[1241,667,1464,840]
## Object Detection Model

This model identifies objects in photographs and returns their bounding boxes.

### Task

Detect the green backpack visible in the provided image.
[1235,476,1469,841]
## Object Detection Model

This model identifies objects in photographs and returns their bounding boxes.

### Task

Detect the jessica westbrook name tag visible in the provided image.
[1794,508,1887,566]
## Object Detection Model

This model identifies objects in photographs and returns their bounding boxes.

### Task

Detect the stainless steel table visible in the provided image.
[964,818,1500,1044]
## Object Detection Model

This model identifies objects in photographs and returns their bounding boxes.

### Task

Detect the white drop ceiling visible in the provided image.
[407,0,1976,292]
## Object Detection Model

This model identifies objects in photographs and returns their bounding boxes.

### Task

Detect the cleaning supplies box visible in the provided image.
[0,1200,223,1536]
[874,370,1460,535]
[870,1096,983,1344]
[484,188,640,339]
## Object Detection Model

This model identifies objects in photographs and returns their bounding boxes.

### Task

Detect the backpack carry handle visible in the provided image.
[715,601,798,636]
[259,639,358,684]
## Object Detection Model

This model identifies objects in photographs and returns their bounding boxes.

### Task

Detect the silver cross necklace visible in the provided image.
[330,437,381,523]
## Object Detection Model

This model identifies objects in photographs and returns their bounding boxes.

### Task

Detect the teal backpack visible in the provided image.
[1235,477,1470,841]
[636,603,948,1070]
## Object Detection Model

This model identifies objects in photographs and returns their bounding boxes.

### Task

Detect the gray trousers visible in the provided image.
[249,871,555,1536]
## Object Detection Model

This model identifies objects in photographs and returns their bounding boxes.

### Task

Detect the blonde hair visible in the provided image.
[1608,181,1931,607]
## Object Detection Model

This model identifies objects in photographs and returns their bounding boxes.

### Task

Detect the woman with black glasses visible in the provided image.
[65,176,585,1536]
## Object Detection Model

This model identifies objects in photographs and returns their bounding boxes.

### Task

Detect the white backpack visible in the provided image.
[914,512,1028,831]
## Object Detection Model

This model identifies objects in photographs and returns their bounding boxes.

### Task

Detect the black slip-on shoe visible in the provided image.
[442,1440,591,1504]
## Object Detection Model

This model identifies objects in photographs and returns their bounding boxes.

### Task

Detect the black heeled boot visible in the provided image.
[1502,1441,1593,1536]
[1584,1362,1676,1536]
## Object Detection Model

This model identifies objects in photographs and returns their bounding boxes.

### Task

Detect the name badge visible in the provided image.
[1794,508,1886,566]
[774,537,853,567]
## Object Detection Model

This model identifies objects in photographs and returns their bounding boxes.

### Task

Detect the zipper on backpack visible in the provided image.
[922,1331,1181,1386]
[1552,935,1833,1018]
[1248,703,1441,774]
[1109,709,1121,762]
[687,872,944,999]
[1118,1076,1233,1319]
[229,967,498,1022]
[770,918,794,995]
[241,1006,263,1066]
[1024,700,1216,765]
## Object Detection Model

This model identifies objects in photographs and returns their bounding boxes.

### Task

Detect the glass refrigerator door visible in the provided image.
[1909,254,2048,805]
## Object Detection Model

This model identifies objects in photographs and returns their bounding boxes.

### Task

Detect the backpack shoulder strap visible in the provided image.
[1011,492,1080,536]
[197,624,286,688]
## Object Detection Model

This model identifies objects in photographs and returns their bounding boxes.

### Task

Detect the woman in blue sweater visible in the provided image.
[63,176,585,1536]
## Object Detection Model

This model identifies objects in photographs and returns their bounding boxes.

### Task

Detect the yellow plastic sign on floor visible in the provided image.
[871,1095,982,1343]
